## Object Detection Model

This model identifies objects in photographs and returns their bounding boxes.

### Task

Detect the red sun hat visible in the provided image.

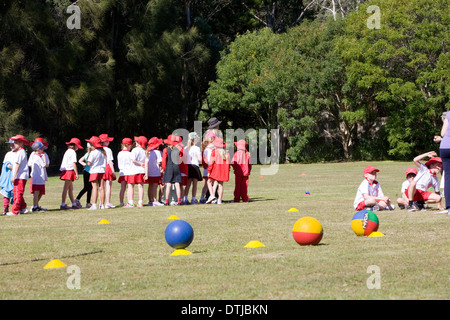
[405,167,418,176]
[147,137,163,151]
[134,136,148,148]
[85,136,102,148]
[99,133,114,142]
[30,137,49,147]
[425,157,442,168]
[234,139,248,151]
[164,134,180,146]
[363,165,379,174]
[10,135,29,145]
[121,137,133,145]
[66,137,84,149]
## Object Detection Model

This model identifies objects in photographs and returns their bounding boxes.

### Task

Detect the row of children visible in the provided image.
[353,151,446,213]
[1,131,252,215]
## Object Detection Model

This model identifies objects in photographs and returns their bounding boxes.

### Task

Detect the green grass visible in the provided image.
[0,162,449,300]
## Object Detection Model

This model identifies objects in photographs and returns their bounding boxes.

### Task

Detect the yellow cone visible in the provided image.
[43,259,66,269]
[288,208,299,212]
[244,240,265,248]
[368,231,385,237]
[168,215,179,220]
[98,219,110,224]
[171,249,192,256]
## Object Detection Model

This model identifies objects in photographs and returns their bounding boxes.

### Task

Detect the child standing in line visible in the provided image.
[99,134,116,209]
[7,135,30,215]
[175,136,188,204]
[200,131,216,203]
[353,165,394,211]
[117,137,133,207]
[76,142,92,208]
[406,151,444,212]
[162,135,183,206]
[232,139,252,203]
[127,136,147,208]
[59,137,83,210]
[396,167,417,209]
[28,140,49,212]
[86,136,106,210]
[183,132,202,204]
[144,137,164,206]
[1,139,15,214]
[207,138,230,205]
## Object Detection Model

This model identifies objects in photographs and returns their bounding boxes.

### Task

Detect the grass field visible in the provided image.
[0,161,448,300]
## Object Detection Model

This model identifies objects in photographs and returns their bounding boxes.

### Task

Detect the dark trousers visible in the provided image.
[439,148,450,209]
[76,170,92,203]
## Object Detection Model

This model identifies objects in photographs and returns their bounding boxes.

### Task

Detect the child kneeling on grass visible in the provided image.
[353,165,394,211]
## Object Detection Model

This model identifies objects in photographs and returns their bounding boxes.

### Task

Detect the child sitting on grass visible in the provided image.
[353,165,394,211]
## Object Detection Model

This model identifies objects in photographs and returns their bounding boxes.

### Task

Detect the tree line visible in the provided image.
[0,0,448,168]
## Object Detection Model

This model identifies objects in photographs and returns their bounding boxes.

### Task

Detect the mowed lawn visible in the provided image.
[0,162,448,300]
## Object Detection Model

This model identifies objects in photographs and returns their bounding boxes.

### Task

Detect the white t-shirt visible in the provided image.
[28,152,48,185]
[414,163,439,192]
[87,149,106,174]
[117,150,132,176]
[147,150,162,177]
[401,180,410,196]
[129,147,145,175]
[3,151,16,165]
[104,146,114,162]
[60,148,77,171]
[186,145,201,167]
[202,144,214,176]
[353,179,384,209]
[14,148,29,180]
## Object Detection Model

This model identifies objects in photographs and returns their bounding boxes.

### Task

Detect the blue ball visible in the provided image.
[164,220,194,249]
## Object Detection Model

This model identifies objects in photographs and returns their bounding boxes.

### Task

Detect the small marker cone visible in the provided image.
[98,219,110,224]
[301,173,306,176]
[168,215,179,220]
[171,249,192,256]
[259,176,264,178]
[43,259,66,269]
[288,208,299,212]
[244,240,265,248]
[368,231,385,237]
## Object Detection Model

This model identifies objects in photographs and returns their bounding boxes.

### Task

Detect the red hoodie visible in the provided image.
[232,149,252,177]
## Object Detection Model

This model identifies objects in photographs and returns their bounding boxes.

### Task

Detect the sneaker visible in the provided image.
[199,198,206,204]
[434,209,448,214]
[147,202,153,206]
[86,203,92,209]
[137,202,143,208]
[205,196,216,204]
[416,201,426,211]
[385,204,395,210]
[191,199,199,205]
[153,201,164,207]
[19,207,29,214]
[124,203,135,208]
[32,206,40,212]
[60,204,71,210]
[74,199,82,208]
[88,204,98,210]
[6,211,18,216]
[407,204,418,212]
[38,206,48,211]
[99,204,105,209]
[105,203,116,209]
[170,201,179,206]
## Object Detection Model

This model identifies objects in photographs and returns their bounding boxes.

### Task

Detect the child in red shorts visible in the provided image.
[59,138,83,210]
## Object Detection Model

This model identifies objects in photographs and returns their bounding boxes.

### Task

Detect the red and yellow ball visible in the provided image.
[292,216,323,246]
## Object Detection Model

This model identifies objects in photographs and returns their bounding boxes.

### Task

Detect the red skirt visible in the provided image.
[30,182,45,195]
[89,172,104,182]
[147,176,161,184]
[118,175,127,183]
[60,170,75,181]
[127,173,145,184]
[103,165,116,181]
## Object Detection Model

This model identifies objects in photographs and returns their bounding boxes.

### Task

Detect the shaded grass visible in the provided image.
[0,162,448,299]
